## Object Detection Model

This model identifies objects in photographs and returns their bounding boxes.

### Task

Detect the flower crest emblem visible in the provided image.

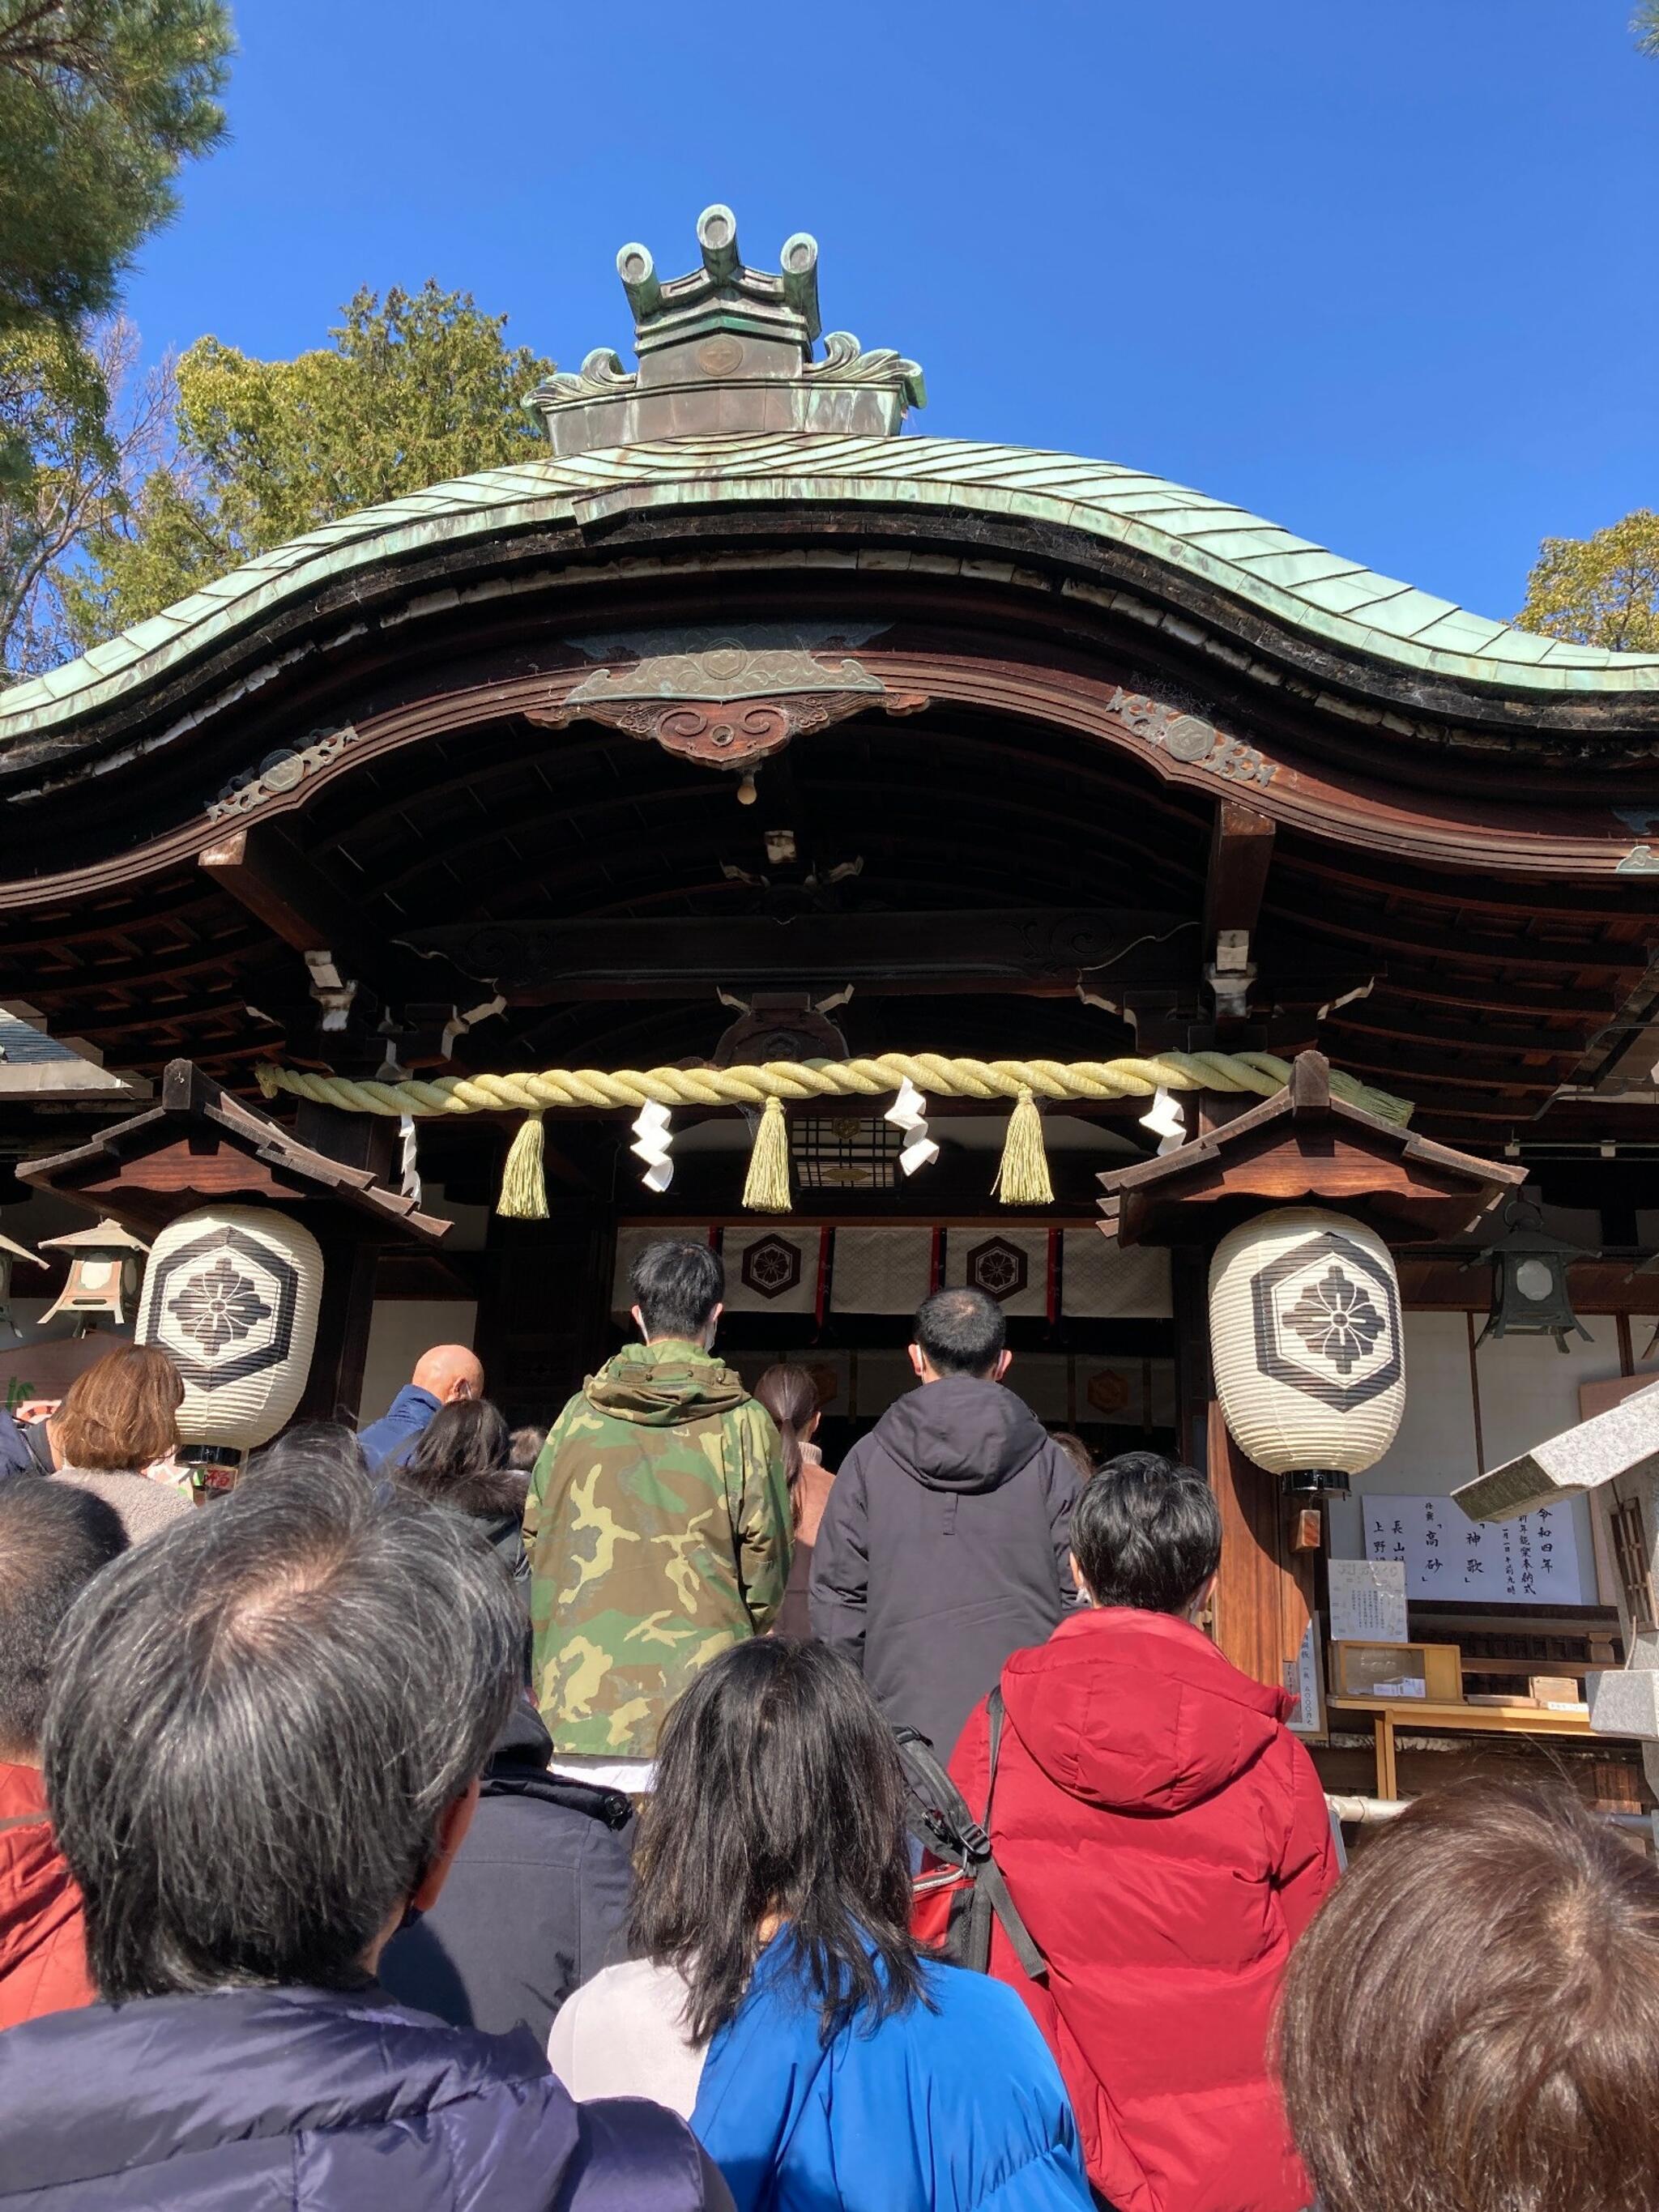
[166,1255,272,1358]
[1282,1262,1385,1377]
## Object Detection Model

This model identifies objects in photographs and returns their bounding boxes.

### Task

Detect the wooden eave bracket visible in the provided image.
[1097,1049,1526,1249]
[19,1058,451,1244]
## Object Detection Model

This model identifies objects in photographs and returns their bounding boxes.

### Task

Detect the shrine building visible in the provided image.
[2,207,1657,1808]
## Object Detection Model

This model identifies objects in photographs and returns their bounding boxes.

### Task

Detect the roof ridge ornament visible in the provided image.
[527,205,926,458]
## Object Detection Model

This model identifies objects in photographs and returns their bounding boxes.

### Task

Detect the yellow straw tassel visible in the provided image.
[498,1111,549,1219]
[742,1095,792,1213]
[993,1086,1054,1206]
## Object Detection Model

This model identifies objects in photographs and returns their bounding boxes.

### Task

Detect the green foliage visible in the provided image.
[1636,2,1659,58]
[70,282,556,641]
[0,0,232,337]
[1516,510,1659,654]
[1,316,173,676]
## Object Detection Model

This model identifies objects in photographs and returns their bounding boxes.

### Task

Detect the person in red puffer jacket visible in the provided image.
[948,1451,1337,2212]
[0,1481,127,2031]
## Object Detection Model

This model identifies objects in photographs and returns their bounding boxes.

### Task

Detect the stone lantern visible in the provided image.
[37,1220,149,1333]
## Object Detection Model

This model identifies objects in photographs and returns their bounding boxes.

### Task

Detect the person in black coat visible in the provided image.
[378,1695,633,2044]
[808,1286,1080,1759]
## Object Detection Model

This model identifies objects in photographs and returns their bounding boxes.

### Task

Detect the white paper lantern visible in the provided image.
[136,1206,323,1453]
[1208,1207,1405,1496]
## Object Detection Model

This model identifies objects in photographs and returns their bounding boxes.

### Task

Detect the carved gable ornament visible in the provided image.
[529,622,926,769]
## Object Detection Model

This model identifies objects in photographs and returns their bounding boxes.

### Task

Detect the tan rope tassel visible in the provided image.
[741,1097,792,1214]
[992,1087,1055,1207]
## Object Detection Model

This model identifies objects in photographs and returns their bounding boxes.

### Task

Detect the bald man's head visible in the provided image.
[411,1345,483,1405]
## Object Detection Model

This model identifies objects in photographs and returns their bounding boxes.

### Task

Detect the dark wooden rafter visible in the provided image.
[0,599,1651,1143]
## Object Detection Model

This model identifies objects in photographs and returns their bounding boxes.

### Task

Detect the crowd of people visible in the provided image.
[0,1234,1654,2210]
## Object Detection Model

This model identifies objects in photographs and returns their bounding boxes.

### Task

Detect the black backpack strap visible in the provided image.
[966,1681,1047,1984]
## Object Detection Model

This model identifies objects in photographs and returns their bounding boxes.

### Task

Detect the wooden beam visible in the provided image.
[200,825,480,1063]
[398,909,1338,1004]
[199,824,373,968]
[1204,801,1276,951]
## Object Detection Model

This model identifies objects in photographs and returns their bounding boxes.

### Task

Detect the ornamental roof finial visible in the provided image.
[527,205,926,458]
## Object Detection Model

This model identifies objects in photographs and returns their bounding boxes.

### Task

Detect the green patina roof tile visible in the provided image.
[1170,526,1303,561]
[1471,626,1557,663]
[1292,572,1414,616]
[1410,608,1512,652]
[1353,588,1463,641]
[1234,550,1367,588]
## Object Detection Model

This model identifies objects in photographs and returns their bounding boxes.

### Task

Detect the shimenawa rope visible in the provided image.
[257,1051,1411,1221]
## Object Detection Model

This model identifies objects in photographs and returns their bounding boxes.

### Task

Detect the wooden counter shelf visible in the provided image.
[1325,1694,1631,1801]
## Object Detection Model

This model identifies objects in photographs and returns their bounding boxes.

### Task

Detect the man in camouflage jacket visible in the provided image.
[524,1239,791,1778]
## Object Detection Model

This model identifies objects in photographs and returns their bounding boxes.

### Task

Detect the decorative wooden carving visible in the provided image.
[207,727,359,821]
[531,689,885,767]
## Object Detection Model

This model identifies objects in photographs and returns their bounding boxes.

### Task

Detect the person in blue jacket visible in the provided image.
[356,1341,483,1471]
[548,1637,1093,2212]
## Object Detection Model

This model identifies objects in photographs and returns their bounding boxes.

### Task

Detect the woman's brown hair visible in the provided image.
[53,1345,183,1473]
[753,1362,818,1528]
[1277,1775,1659,2212]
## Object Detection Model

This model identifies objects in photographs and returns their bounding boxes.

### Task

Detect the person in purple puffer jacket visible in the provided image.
[0,1459,728,2212]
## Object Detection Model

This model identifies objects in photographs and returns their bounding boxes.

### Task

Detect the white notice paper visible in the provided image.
[1359,1492,1590,1605]
[1328,1558,1410,1643]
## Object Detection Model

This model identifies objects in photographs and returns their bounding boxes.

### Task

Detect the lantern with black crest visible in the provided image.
[1208,1206,1407,1499]
[135,1205,323,1473]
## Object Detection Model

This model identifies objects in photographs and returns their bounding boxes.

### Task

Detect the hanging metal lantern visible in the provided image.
[790,1114,904,1192]
[1209,1206,1406,1499]
[1476,1196,1592,1353]
[136,1206,323,1463]
[38,1220,150,1333]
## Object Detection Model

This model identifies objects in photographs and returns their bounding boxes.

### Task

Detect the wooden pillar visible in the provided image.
[289,1102,396,1427]
[1207,1403,1314,1695]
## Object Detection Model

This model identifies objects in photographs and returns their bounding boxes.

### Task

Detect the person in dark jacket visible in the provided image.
[378,1694,632,2043]
[0,1481,126,2030]
[397,1397,531,1585]
[809,1285,1079,1757]
[0,1405,52,1481]
[356,1341,483,1471]
[0,1457,728,2212]
[949,1453,1337,2212]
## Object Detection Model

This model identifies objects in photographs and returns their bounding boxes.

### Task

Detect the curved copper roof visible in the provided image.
[4,430,1655,750]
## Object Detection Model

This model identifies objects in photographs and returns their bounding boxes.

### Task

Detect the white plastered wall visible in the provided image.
[1326,1312,1640,1604]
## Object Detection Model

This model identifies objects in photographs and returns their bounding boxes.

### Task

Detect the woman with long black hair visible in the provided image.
[397,1397,529,1584]
[751,1363,834,1639]
[548,1637,1090,2210]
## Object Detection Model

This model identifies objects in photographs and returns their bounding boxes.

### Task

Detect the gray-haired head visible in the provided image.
[0,1481,126,1761]
[240,1419,370,1490]
[44,1461,522,2001]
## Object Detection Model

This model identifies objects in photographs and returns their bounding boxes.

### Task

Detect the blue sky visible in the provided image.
[122,0,1657,623]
